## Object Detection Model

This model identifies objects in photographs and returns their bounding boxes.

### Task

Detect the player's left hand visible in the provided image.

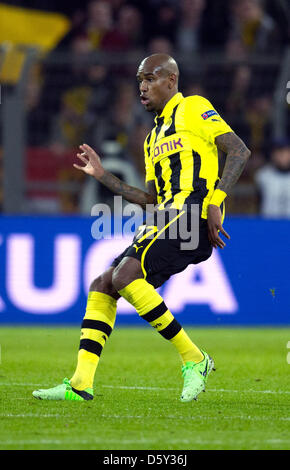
[207,204,230,249]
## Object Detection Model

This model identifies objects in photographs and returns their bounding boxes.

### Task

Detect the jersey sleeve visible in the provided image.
[184,96,233,144]
[144,135,155,183]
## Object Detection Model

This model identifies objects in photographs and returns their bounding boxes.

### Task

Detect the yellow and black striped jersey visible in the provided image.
[144,92,233,219]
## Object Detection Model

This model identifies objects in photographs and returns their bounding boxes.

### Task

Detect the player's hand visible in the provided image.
[73,143,105,180]
[207,204,230,249]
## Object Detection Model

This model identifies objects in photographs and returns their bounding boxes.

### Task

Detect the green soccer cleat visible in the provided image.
[32,378,93,401]
[180,351,215,403]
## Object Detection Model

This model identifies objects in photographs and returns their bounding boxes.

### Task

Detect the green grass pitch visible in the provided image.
[0,326,289,450]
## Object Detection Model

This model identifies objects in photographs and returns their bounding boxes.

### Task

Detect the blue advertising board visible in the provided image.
[0,215,289,325]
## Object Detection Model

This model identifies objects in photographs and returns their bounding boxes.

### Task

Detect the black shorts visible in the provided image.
[111,209,213,289]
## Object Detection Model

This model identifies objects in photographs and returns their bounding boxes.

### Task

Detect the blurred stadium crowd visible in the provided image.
[1,0,290,216]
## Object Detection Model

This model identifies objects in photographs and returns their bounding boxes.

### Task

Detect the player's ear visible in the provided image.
[168,73,177,89]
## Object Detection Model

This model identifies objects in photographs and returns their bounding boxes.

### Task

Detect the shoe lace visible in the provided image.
[63,378,71,389]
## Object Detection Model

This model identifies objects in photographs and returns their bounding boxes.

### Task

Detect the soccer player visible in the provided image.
[33,54,250,402]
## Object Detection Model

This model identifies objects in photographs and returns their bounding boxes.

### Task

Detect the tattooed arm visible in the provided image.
[215,132,251,194]
[73,143,157,209]
[99,173,157,209]
[207,132,251,249]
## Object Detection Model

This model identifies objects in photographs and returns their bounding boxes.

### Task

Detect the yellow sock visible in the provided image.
[170,329,204,363]
[70,291,117,390]
[119,279,204,364]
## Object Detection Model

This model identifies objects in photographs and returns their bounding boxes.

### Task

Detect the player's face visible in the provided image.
[137,62,172,115]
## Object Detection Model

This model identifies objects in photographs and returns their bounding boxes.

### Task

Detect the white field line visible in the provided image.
[102,385,290,395]
[209,388,290,395]
[1,382,290,395]
[0,383,46,386]
[0,437,191,446]
[0,437,289,448]
[0,413,61,418]
[0,412,289,422]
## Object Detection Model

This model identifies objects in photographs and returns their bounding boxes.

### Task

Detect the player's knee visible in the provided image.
[89,274,104,292]
[89,268,119,299]
[112,258,143,292]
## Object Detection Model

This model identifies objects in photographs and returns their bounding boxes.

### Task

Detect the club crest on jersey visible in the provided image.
[163,118,172,131]
[153,137,183,159]
[201,110,218,120]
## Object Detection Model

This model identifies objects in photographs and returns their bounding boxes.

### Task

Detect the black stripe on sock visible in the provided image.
[159,319,182,340]
[79,339,103,357]
[81,319,112,337]
[141,301,168,323]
